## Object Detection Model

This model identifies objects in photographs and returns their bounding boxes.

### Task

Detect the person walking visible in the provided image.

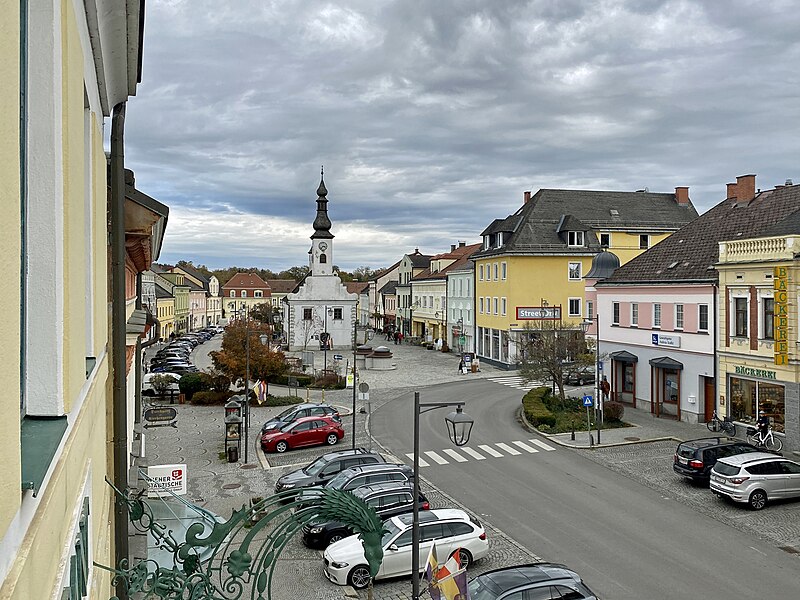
[600,376,610,401]
[458,358,465,374]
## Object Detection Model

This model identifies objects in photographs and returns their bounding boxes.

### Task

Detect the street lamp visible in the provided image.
[321,306,333,373]
[581,314,602,444]
[411,393,474,600]
[243,327,269,464]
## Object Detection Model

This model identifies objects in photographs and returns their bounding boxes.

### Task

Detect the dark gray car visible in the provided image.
[295,462,415,508]
[273,448,385,499]
[468,563,600,600]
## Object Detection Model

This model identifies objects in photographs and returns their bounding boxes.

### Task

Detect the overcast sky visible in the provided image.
[125,0,800,272]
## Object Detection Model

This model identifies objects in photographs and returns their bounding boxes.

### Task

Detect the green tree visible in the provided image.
[280,265,309,281]
[210,321,287,393]
[517,319,592,404]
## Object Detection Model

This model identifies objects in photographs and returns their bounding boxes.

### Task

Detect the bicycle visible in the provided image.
[746,426,783,452]
[706,411,736,436]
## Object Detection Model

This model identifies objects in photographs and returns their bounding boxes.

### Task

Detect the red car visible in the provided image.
[261,416,344,453]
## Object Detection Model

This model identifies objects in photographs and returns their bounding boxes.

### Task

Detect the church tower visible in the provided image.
[310,167,334,276]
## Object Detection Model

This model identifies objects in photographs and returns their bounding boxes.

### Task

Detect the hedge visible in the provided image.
[268,373,315,387]
[522,386,556,428]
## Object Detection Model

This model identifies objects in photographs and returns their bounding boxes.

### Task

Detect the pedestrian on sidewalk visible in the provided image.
[600,376,610,401]
[458,358,465,374]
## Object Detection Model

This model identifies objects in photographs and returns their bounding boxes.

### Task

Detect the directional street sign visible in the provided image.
[333,354,343,360]
[582,395,594,407]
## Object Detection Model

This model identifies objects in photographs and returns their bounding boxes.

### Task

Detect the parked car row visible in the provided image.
[673,436,800,510]
[145,329,220,389]
[260,403,342,453]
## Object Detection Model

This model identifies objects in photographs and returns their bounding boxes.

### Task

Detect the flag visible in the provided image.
[437,550,468,600]
[253,380,269,404]
[423,542,441,600]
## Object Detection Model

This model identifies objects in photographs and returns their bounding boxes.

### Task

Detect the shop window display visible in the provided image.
[729,377,785,432]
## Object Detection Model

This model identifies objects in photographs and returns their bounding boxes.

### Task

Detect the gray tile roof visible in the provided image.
[474,188,698,259]
[379,281,398,295]
[600,185,800,285]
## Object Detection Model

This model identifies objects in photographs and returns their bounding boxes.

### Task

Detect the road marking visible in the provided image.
[529,439,556,451]
[478,444,503,457]
[406,453,430,467]
[442,448,468,462]
[496,442,521,455]
[460,447,486,460]
[425,450,449,465]
[486,376,548,391]
[512,440,539,453]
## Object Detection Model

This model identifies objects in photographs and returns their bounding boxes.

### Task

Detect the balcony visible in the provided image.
[719,235,800,263]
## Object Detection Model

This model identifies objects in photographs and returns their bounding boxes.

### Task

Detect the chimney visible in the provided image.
[451,244,456,252]
[726,182,738,199]
[523,191,531,203]
[674,186,689,206]
[458,241,466,247]
[736,174,756,202]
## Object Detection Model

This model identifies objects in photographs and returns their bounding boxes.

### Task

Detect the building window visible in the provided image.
[241,291,247,298]
[735,297,748,337]
[333,307,343,320]
[320,253,327,263]
[493,263,499,281]
[639,234,650,249]
[501,262,507,280]
[600,233,611,248]
[675,304,684,330]
[568,262,582,281]
[230,290,235,297]
[479,265,484,281]
[255,290,263,298]
[501,297,507,316]
[479,298,484,314]
[653,303,662,328]
[729,377,785,432]
[612,302,620,325]
[568,298,581,317]
[631,303,638,326]
[493,297,498,315]
[586,300,594,321]
[303,308,312,320]
[699,304,709,331]
[763,297,774,339]
[568,231,584,247]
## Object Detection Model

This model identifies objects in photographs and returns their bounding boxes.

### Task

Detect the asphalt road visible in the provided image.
[371,379,800,600]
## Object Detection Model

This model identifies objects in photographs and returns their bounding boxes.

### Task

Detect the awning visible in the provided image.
[649,356,684,370]
[610,350,638,364]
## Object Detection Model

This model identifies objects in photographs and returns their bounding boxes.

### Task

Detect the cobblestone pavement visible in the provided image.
[137,339,538,599]
[575,441,800,554]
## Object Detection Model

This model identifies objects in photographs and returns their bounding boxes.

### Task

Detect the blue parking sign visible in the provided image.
[582,395,594,407]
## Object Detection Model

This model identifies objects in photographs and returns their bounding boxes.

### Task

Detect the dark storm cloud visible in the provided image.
[125,0,800,270]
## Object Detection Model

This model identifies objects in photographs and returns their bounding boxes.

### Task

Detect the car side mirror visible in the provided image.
[388,544,399,552]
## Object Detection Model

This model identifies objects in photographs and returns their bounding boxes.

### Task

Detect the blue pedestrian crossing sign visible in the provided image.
[582,395,594,407]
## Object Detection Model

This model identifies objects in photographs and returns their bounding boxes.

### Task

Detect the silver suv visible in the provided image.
[710,452,800,510]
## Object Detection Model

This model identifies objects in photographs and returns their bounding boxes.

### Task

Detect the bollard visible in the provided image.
[227,445,238,463]
[571,427,575,442]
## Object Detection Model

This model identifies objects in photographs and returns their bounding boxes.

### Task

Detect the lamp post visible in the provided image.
[244,324,269,464]
[352,300,358,449]
[457,317,464,354]
[411,393,474,600]
[581,313,602,444]
[322,306,333,373]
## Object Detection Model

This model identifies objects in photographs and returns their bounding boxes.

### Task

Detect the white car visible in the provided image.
[323,508,488,590]
[141,372,180,396]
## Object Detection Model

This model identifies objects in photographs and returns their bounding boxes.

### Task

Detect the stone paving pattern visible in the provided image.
[135,337,799,600]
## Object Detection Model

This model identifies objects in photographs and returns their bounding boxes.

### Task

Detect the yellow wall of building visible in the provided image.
[62,0,87,414]
[0,0,22,538]
[601,231,671,265]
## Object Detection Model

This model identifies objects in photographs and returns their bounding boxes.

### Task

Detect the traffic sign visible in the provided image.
[333,354,343,360]
[582,395,594,407]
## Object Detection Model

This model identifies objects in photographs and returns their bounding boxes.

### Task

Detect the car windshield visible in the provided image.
[325,471,351,489]
[303,455,331,476]
[280,421,298,433]
[276,406,298,419]
[467,577,502,600]
[714,462,741,476]
[677,445,697,459]
[381,520,401,546]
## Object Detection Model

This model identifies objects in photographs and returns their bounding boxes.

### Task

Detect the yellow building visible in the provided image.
[717,221,800,454]
[474,187,698,368]
[156,281,177,340]
[1,2,148,599]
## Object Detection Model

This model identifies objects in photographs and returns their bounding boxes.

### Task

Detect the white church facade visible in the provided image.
[284,172,358,352]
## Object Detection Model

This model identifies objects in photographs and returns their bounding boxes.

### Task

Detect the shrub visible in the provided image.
[190,391,232,405]
[268,373,315,387]
[179,373,204,400]
[310,373,345,389]
[604,401,624,422]
[522,387,556,429]
[150,374,178,394]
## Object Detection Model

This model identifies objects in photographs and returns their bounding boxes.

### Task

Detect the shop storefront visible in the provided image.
[726,366,787,433]
[650,356,683,420]
[610,351,637,405]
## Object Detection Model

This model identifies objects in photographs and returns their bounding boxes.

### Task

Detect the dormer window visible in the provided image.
[567,231,584,247]
[495,232,503,248]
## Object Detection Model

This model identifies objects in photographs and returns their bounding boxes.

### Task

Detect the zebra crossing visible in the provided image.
[406,438,556,467]
[485,375,548,392]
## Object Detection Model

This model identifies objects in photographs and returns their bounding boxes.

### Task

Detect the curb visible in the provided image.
[516,405,682,449]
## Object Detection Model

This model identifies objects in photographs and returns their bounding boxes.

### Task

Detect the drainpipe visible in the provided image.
[110,102,130,600]
[713,285,718,420]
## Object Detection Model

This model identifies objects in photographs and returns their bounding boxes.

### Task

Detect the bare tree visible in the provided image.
[516,319,593,403]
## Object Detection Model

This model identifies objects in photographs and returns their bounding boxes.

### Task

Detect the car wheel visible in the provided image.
[748,489,767,510]
[452,548,473,570]
[326,433,339,446]
[275,441,288,453]
[347,565,371,590]
[326,531,346,546]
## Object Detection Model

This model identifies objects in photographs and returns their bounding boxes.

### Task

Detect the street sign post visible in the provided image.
[333,354,343,360]
[583,395,594,445]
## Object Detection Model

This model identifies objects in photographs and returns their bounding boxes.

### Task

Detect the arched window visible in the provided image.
[320,253,327,264]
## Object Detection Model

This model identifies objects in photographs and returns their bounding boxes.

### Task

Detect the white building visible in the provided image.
[447,259,476,354]
[285,174,357,352]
